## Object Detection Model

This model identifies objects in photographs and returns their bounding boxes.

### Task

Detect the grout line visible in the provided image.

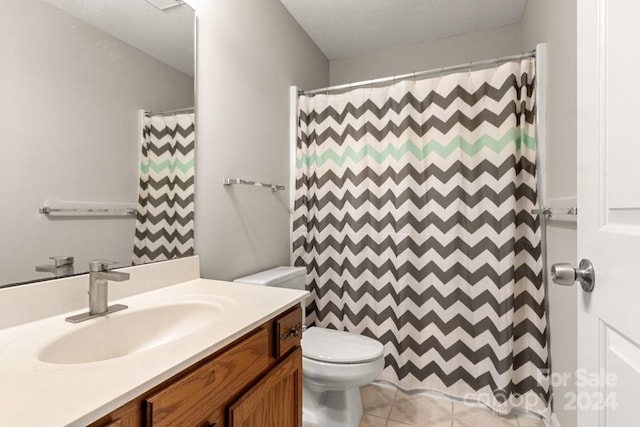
[386,387,399,424]
[450,400,454,427]
[388,387,398,421]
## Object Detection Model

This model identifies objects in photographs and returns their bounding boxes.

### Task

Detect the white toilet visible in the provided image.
[234,266,385,427]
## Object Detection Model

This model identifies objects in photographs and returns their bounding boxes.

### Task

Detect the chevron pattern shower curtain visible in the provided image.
[293,60,549,417]
[133,113,195,264]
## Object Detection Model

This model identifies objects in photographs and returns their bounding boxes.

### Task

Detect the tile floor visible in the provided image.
[359,384,546,427]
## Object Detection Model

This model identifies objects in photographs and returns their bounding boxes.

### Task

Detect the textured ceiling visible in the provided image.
[44,0,195,76]
[280,0,527,60]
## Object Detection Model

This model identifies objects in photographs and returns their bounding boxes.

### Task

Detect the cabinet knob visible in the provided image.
[281,322,302,341]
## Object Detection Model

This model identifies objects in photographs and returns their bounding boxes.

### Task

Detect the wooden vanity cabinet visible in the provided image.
[88,305,303,427]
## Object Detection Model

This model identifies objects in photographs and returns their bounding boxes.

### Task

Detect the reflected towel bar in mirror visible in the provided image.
[39,206,137,216]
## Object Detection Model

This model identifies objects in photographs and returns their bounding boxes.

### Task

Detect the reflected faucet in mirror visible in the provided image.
[35,256,75,278]
[66,261,130,324]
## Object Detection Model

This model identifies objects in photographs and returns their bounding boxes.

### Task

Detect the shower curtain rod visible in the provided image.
[144,107,194,116]
[301,50,536,96]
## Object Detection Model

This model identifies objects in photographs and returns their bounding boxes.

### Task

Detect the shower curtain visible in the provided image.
[133,112,196,264]
[293,60,549,417]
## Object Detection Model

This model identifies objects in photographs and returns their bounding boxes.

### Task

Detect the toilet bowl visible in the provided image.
[301,327,384,427]
[234,267,385,427]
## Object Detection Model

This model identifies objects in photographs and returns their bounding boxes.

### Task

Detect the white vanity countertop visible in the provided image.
[0,278,308,426]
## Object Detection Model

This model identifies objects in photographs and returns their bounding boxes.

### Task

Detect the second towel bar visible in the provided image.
[223,177,285,192]
[531,207,578,217]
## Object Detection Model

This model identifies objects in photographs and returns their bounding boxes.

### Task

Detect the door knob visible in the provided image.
[551,259,595,292]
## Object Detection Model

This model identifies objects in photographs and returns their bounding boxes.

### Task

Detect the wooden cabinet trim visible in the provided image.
[275,306,303,359]
[89,399,140,427]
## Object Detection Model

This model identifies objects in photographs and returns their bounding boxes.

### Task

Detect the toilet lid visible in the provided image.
[302,327,384,364]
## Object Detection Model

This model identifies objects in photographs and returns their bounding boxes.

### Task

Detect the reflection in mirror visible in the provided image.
[0,0,195,288]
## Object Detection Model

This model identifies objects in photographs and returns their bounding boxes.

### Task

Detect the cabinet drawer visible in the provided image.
[88,398,140,427]
[144,327,272,427]
[275,306,303,359]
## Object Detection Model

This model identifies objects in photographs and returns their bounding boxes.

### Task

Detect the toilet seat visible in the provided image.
[302,327,384,364]
[302,355,385,391]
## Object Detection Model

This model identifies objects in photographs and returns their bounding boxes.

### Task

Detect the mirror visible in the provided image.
[0,0,195,288]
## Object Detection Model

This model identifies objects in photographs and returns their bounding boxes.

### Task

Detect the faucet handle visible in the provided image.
[35,256,75,275]
[89,260,117,272]
[50,256,74,267]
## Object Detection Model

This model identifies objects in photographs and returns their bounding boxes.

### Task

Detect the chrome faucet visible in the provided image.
[65,260,130,323]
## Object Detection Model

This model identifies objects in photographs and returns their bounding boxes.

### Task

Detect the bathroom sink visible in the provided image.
[38,301,224,364]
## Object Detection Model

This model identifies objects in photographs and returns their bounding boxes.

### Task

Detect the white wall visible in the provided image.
[0,0,194,285]
[329,23,522,85]
[521,1,578,426]
[191,0,329,281]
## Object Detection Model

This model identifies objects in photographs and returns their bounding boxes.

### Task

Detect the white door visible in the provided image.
[577,0,640,426]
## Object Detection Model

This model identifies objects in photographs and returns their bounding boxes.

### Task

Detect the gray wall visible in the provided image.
[0,0,194,285]
[191,0,329,281]
[329,24,522,85]
[521,1,578,426]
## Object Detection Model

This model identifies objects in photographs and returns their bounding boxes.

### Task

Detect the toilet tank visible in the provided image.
[233,266,306,290]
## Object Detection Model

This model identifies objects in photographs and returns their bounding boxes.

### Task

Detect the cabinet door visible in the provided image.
[228,348,302,427]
